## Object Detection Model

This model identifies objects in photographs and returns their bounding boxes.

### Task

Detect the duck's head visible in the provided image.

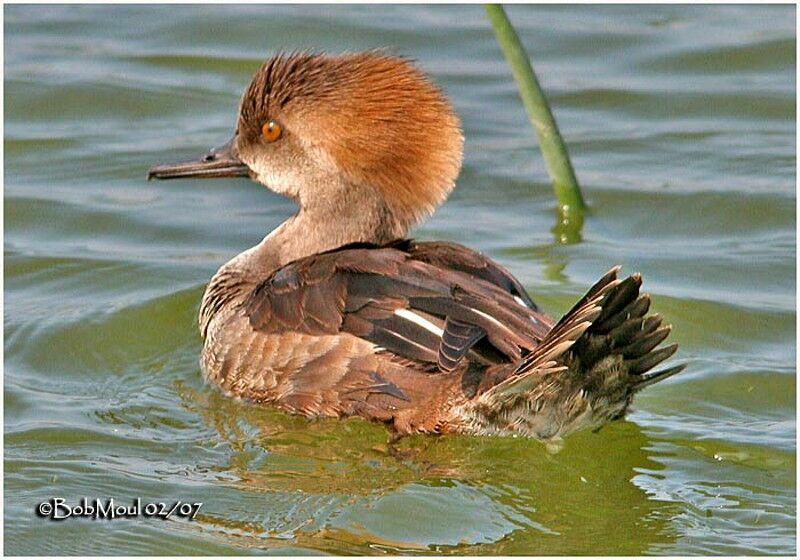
[149,51,464,233]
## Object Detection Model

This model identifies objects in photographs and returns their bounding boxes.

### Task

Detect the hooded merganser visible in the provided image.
[149,51,683,440]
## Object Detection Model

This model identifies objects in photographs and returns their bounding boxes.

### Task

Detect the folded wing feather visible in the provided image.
[244,241,552,372]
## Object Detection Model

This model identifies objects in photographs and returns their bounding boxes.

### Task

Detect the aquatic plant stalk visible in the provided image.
[484,4,586,217]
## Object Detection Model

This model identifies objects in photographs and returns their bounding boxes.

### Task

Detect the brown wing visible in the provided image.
[244,242,553,373]
[403,240,540,311]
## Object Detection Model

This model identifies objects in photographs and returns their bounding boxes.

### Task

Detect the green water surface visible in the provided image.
[4,4,796,555]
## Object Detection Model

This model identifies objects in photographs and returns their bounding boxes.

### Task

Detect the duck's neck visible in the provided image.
[221,183,409,283]
[200,184,407,336]
[199,179,415,336]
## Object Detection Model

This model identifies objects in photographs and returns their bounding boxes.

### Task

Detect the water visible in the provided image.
[4,4,795,555]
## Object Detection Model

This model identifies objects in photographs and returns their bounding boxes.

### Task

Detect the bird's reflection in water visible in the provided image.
[176,380,678,554]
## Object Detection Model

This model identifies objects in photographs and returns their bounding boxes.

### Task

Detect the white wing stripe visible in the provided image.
[394,309,445,337]
[467,307,508,330]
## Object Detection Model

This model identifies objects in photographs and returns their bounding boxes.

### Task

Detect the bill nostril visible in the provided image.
[203,152,216,162]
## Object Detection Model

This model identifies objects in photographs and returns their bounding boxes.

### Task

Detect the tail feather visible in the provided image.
[627,342,679,375]
[608,313,656,348]
[511,266,619,375]
[593,293,650,334]
[596,274,642,323]
[549,266,620,333]
[488,362,566,405]
[633,314,663,340]
[565,265,621,313]
[480,266,684,410]
[632,363,686,392]
[623,324,671,358]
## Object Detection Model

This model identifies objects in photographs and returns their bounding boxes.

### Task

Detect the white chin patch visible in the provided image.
[257,169,301,199]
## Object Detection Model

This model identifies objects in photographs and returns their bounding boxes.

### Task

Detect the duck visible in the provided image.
[149,51,683,440]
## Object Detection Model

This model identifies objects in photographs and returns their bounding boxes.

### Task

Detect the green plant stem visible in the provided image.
[484,4,586,217]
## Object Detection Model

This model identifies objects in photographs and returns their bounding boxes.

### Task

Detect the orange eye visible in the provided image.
[261,120,282,142]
